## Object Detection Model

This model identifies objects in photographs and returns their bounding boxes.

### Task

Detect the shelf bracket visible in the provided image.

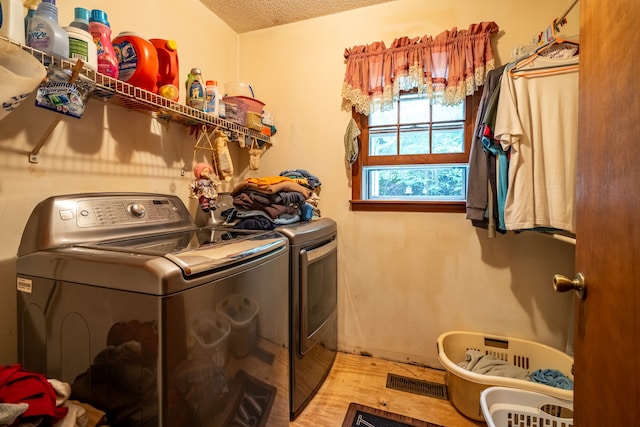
[29,116,62,163]
[29,60,84,164]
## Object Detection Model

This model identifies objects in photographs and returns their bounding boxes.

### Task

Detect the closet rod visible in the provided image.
[557,0,579,26]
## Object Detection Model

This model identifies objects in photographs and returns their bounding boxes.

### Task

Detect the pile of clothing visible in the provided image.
[458,349,574,389]
[0,365,106,427]
[222,169,322,230]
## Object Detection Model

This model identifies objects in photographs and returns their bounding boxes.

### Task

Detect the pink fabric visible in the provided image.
[342,22,499,115]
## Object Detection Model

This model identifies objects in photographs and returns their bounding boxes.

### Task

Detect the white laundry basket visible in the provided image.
[481,386,574,427]
[436,331,573,421]
[216,294,259,358]
[0,37,46,120]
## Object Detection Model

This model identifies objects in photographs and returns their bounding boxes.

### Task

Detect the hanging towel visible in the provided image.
[344,118,360,167]
[530,369,574,390]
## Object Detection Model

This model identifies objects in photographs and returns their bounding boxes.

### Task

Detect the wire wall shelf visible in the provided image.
[2,36,270,146]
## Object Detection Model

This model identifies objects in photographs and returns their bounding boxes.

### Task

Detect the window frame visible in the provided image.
[349,91,482,213]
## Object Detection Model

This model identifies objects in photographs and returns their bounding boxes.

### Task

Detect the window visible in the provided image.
[350,91,481,212]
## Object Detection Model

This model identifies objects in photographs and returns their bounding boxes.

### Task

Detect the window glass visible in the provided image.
[351,90,479,212]
[363,165,468,200]
[369,126,397,155]
[432,123,465,154]
[399,126,430,155]
[400,94,430,124]
[369,103,398,126]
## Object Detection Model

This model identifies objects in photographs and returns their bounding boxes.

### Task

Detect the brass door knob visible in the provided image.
[553,273,586,299]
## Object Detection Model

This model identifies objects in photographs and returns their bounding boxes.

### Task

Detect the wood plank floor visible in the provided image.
[290,352,486,426]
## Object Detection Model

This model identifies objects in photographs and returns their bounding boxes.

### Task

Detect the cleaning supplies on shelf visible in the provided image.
[23,3,37,44]
[205,80,219,117]
[65,26,97,70]
[112,32,159,92]
[64,4,94,70]
[150,38,179,101]
[26,0,69,60]
[0,0,26,45]
[88,9,117,78]
[185,68,205,111]
[68,7,89,31]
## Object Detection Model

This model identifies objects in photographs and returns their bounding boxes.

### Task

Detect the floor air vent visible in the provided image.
[386,373,449,400]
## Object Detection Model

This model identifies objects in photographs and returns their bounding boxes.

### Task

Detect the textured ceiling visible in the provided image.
[200,0,398,33]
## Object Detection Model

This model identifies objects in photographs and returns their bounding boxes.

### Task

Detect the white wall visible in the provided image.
[0,0,240,363]
[237,0,579,367]
[0,0,579,368]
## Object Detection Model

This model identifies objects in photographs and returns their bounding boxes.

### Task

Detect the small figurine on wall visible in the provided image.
[190,162,218,212]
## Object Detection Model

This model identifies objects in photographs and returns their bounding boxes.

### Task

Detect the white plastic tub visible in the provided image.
[216,294,259,358]
[481,386,573,427]
[436,331,573,421]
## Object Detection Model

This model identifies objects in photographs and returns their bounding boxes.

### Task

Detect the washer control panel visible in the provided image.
[18,193,195,256]
[74,198,182,227]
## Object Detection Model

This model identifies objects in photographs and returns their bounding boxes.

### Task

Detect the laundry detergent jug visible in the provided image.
[112,32,158,92]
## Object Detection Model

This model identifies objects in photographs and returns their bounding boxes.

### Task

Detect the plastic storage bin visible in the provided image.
[481,386,573,427]
[187,311,230,367]
[216,294,259,358]
[222,96,248,125]
[436,331,574,421]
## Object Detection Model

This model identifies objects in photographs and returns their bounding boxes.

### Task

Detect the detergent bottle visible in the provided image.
[23,3,37,43]
[68,7,89,31]
[112,32,159,92]
[88,9,118,78]
[205,80,219,117]
[27,0,68,59]
[186,68,205,111]
[0,0,25,45]
[150,38,179,100]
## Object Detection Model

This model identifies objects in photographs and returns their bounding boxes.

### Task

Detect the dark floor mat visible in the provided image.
[342,403,445,427]
[223,370,276,427]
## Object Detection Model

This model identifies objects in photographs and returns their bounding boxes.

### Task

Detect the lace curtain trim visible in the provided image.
[341,21,499,115]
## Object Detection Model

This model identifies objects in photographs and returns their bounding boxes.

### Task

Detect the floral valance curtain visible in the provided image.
[341,21,500,115]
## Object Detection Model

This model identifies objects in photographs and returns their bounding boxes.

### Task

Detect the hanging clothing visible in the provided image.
[494,55,579,233]
[466,65,505,233]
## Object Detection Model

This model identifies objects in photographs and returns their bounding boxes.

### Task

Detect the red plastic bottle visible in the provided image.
[112,32,159,93]
[150,38,180,100]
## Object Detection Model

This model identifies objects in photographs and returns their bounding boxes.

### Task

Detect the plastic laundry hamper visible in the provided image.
[481,386,574,427]
[187,311,230,367]
[436,331,574,421]
[216,294,259,358]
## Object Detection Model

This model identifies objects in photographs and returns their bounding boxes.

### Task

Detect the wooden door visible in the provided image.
[574,1,640,424]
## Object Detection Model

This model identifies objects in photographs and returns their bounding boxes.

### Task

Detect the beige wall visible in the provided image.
[0,0,579,368]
